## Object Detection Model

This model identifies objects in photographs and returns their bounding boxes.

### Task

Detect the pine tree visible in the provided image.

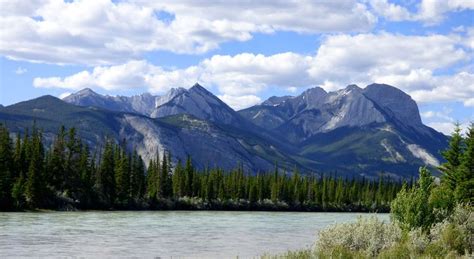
[455,123,474,203]
[48,126,66,190]
[0,124,13,209]
[130,151,145,201]
[160,152,172,198]
[172,160,185,198]
[65,127,82,194]
[184,156,194,197]
[114,148,130,205]
[97,140,115,206]
[440,123,464,190]
[25,127,45,208]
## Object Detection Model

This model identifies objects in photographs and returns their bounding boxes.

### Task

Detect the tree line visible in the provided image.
[0,124,403,211]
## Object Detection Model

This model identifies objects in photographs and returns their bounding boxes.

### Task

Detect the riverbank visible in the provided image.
[5,197,391,213]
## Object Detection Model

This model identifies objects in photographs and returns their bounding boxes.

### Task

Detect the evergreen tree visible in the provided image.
[159,152,172,198]
[114,147,130,205]
[48,126,66,190]
[97,140,115,206]
[184,156,194,197]
[439,123,464,190]
[130,151,145,201]
[455,123,474,203]
[25,127,45,208]
[0,124,13,209]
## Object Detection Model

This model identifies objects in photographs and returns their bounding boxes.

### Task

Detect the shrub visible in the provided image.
[429,204,474,256]
[315,216,402,257]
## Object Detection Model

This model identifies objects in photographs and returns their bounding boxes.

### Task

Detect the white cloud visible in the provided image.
[417,0,474,25]
[421,108,455,122]
[14,67,27,75]
[369,0,412,21]
[217,95,262,111]
[308,33,473,105]
[34,32,473,109]
[427,121,471,135]
[34,52,316,99]
[464,98,474,107]
[0,0,376,65]
[58,92,71,99]
[370,0,474,25]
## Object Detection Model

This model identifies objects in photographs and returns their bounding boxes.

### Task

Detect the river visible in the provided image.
[0,211,388,257]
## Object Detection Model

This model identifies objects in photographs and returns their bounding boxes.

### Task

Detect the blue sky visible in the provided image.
[0,0,472,134]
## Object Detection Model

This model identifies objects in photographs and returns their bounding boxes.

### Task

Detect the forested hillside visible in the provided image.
[0,124,402,211]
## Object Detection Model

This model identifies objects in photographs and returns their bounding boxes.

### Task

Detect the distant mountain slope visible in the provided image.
[0,96,291,172]
[150,83,245,126]
[3,83,449,178]
[64,88,158,116]
[239,84,448,176]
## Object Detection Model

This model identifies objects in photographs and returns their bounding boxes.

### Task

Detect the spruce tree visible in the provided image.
[97,140,115,206]
[184,156,194,197]
[455,123,474,203]
[25,127,45,208]
[440,123,464,190]
[160,152,172,198]
[0,124,13,209]
[48,126,66,190]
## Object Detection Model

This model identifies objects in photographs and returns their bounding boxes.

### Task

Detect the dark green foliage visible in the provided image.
[456,123,474,203]
[439,123,464,190]
[0,124,13,209]
[97,140,116,206]
[0,125,403,211]
[25,126,45,208]
[438,123,474,204]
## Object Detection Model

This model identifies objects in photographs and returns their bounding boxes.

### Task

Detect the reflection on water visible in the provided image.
[0,211,388,257]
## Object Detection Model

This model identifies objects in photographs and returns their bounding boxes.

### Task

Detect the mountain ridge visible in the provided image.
[2,83,449,178]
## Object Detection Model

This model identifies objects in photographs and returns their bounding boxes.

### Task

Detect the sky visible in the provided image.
[0,0,473,135]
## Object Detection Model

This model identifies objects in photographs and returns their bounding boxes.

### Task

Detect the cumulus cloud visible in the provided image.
[427,121,471,135]
[218,95,262,111]
[0,0,376,65]
[369,0,474,24]
[33,32,473,109]
[369,0,412,21]
[58,92,72,99]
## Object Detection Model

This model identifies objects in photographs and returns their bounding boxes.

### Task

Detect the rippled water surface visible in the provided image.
[0,211,388,257]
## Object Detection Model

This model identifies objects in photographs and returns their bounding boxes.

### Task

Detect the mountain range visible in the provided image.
[0,83,448,178]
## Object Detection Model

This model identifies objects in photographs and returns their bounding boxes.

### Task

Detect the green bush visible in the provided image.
[390,167,435,232]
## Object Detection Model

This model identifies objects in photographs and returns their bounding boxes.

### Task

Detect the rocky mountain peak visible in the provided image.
[363,83,422,126]
[262,96,293,106]
[150,84,242,126]
[76,88,98,96]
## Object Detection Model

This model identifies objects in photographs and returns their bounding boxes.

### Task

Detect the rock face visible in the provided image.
[3,83,449,178]
[63,88,157,116]
[363,83,422,127]
[64,84,245,127]
[150,84,244,126]
[240,84,433,142]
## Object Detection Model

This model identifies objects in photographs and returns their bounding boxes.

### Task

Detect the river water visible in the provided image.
[0,211,388,257]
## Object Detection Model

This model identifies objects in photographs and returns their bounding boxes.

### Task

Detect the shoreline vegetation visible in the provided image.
[0,124,401,212]
[267,124,473,258]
